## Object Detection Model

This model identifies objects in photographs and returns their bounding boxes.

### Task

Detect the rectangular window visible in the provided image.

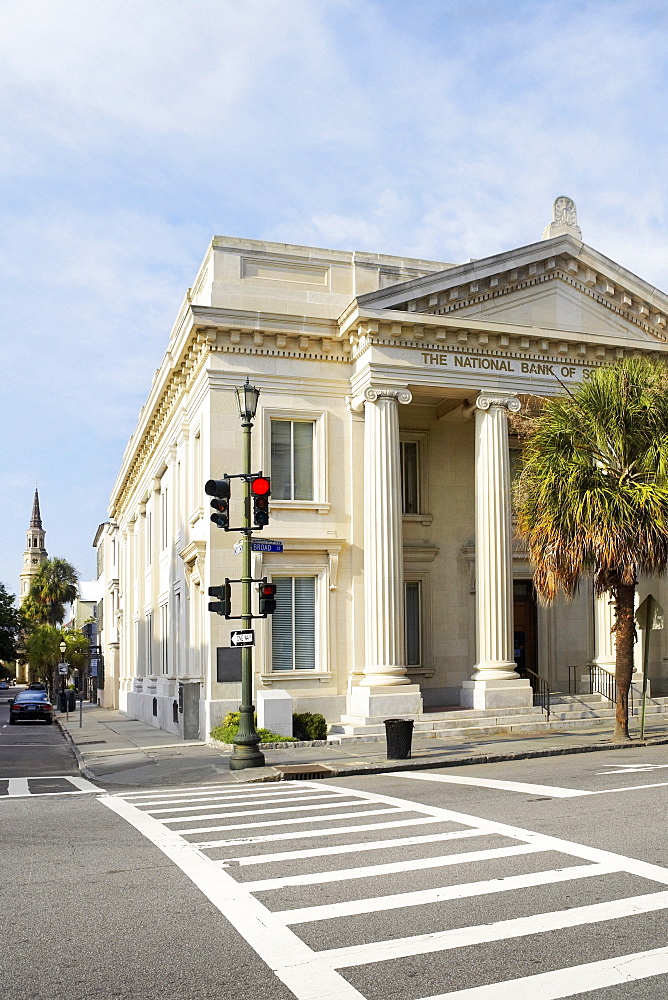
[271,577,316,670]
[271,420,314,500]
[160,604,169,674]
[405,581,421,666]
[401,440,420,514]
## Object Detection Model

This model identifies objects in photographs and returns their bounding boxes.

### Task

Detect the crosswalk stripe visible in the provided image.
[243,843,547,892]
[162,797,370,825]
[222,827,491,868]
[195,814,443,849]
[147,791,339,814]
[173,805,403,836]
[275,863,618,925]
[415,943,668,1000]
[3,775,99,797]
[320,889,668,968]
[127,785,323,806]
[7,778,29,796]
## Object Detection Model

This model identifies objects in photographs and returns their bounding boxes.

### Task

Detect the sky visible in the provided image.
[1,0,668,594]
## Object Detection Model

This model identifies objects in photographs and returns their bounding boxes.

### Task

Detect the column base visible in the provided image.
[460,678,533,711]
[343,684,423,724]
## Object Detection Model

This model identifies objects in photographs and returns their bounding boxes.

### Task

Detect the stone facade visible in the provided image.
[95,201,668,737]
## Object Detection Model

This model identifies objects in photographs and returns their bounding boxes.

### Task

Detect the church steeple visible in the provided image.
[20,487,48,603]
[29,488,43,529]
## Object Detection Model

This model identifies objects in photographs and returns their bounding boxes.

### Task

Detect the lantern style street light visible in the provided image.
[230,379,265,770]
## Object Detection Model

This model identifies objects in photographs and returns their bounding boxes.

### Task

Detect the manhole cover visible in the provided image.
[274,764,336,780]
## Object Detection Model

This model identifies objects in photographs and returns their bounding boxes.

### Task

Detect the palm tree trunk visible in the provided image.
[614,582,636,740]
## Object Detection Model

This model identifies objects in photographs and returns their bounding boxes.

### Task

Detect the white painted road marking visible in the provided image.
[101,792,366,1000]
[320,889,668,968]
[2,775,99,797]
[103,780,668,1000]
[399,771,590,797]
[415,944,668,1000]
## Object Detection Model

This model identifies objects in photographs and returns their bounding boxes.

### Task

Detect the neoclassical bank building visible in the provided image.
[95,200,668,739]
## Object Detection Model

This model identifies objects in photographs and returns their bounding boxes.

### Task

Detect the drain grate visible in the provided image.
[274,763,336,780]
[77,740,107,745]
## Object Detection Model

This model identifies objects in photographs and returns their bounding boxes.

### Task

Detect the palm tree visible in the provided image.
[23,557,79,627]
[514,357,668,739]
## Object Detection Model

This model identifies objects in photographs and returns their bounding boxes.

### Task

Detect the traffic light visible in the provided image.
[208,582,231,617]
[251,476,271,528]
[205,478,231,529]
[258,580,277,615]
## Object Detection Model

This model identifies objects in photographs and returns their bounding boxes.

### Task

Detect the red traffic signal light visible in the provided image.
[251,476,271,496]
[258,581,277,615]
[251,476,271,527]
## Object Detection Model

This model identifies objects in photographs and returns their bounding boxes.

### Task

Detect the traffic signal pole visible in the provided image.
[229,408,265,770]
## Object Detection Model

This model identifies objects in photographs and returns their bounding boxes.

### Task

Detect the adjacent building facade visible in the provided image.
[95,199,668,738]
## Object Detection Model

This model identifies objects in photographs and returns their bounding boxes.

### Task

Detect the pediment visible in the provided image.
[357,235,668,347]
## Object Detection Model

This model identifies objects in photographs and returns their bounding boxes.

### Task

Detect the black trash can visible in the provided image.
[59,691,76,712]
[384,718,414,759]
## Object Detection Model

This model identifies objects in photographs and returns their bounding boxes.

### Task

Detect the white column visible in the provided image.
[461,392,532,710]
[344,386,422,723]
[361,387,411,686]
[593,593,616,671]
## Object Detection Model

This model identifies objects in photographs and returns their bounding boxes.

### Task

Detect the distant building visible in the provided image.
[95,199,665,739]
[19,488,47,603]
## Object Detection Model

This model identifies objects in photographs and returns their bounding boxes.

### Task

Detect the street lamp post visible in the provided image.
[229,379,265,770]
[59,640,68,722]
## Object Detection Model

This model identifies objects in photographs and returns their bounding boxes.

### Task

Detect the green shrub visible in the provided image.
[292,712,328,741]
[211,709,328,743]
[211,711,297,744]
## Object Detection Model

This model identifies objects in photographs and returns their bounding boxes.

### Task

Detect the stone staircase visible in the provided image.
[328,692,668,744]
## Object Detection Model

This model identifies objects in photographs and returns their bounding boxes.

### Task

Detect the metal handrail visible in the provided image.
[517,665,551,720]
[588,664,635,715]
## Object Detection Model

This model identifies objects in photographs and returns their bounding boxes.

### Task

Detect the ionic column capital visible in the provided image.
[475,393,521,414]
[347,387,412,412]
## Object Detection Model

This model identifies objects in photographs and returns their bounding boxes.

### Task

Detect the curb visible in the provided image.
[55,716,99,783]
[226,731,668,783]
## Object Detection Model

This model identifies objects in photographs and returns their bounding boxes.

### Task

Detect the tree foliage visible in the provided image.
[24,625,89,692]
[0,582,23,663]
[514,357,668,738]
[23,557,79,627]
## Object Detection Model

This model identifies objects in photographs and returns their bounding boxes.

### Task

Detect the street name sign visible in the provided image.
[233,539,283,555]
[230,629,255,647]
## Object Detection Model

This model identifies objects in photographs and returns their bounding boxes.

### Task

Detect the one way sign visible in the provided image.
[230,629,255,647]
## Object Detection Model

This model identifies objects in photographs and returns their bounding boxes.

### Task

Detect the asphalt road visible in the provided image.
[0,687,80,786]
[5,740,668,998]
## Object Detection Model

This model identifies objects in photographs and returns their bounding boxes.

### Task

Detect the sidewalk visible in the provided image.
[56,701,668,788]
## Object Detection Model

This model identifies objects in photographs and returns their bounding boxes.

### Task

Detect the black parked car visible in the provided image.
[9,690,53,724]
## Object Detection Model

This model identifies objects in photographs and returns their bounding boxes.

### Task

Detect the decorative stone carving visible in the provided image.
[542,196,583,242]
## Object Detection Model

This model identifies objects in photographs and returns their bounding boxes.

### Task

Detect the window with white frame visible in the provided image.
[404,580,422,667]
[160,603,169,674]
[270,420,314,500]
[400,440,420,515]
[271,576,316,670]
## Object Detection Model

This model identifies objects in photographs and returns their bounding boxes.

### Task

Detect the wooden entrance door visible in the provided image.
[513,579,537,677]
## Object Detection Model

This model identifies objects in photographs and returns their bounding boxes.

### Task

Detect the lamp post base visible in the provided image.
[229,744,266,769]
